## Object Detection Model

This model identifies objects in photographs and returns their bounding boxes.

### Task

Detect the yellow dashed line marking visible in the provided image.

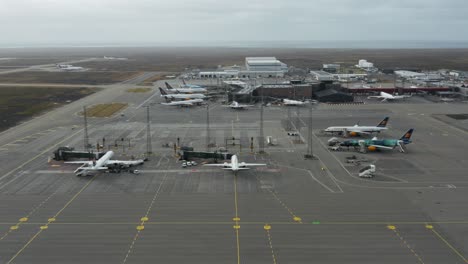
[9,226,19,231]
[387,225,424,264]
[266,188,302,223]
[233,174,241,264]
[122,171,169,264]
[428,226,468,263]
[6,175,96,263]
[264,224,278,264]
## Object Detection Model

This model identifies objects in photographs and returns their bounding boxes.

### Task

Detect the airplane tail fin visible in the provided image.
[377,117,390,127]
[400,129,414,143]
[165,82,173,89]
[158,87,167,95]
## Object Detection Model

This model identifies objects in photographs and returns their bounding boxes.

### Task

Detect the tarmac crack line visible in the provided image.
[122,170,169,264]
[6,175,97,264]
[426,225,468,263]
[387,225,424,264]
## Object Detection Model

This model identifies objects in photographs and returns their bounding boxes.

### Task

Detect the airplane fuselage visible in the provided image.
[325,126,387,133]
[340,139,411,151]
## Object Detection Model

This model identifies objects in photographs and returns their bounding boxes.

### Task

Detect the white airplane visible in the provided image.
[324,117,389,136]
[203,155,266,174]
[56,64,84,71]
[65,151,144,176]
[161,98,204,106]
[181,79,204,89]
[368,92,411,102]
[159,87,207,100]
[165,82,207,93]
[282,99,317,106]
[103,56,127,60]
[224,101,254,109]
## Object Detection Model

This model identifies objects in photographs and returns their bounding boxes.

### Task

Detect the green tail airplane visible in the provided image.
[339,129,414,153]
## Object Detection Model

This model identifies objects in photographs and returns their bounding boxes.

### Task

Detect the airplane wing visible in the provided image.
[369,145,394,150]
[241,163,266,166]
[203,163,232,167]
[161,102,193,106]
[107,160,144,165]
[65,161,93,165]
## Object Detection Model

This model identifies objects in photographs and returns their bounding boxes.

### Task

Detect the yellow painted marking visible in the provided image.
[10,226,19,230]
[265,187,302,223]
[388,225,424,263]
[265,228,278,264]
[6,176,96,262]
[233,175,241,264]
[48,218,56,222]
[264,224,271,230]
[0,127,84,190]
[122,172,170,263]
[233,217,240,221]
[7,229,44,264]
[429,228,468,263]
[51,165,61,167]
[19,217,28,222]
[425,224,433,229]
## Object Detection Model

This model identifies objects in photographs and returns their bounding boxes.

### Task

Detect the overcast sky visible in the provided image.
[1,0,468,46]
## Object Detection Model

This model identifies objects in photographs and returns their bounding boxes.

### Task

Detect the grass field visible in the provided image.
[126,88,153,93]
[0,71,142,85]
[0,86,97,132]
[83,103,128,117]
[65,47,468,72]
[139,74,170,86]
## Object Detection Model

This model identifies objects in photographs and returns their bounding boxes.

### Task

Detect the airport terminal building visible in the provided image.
[199,57,288,79]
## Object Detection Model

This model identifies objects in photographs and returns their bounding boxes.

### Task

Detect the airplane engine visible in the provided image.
[367,146,377,151]
[349,132,358,137]
[223,162,229,168]
[240,162,246,168]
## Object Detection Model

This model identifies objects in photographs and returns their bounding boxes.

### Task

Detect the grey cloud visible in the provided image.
[0,0,467,46]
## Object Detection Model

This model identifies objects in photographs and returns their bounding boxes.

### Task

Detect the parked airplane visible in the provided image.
[368,92,411,102]
[161,98,204,106]
[159,87,207,100]
[282,99,307,106]
[165,82,207,93]
[203,155,266,174]
[282,99,317,106]
[339,129,414,153]
[182,79,204,89]
[224,101,254,109]
[65,151,144,176]
[324,117,390,136]
[56,64,84,71]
